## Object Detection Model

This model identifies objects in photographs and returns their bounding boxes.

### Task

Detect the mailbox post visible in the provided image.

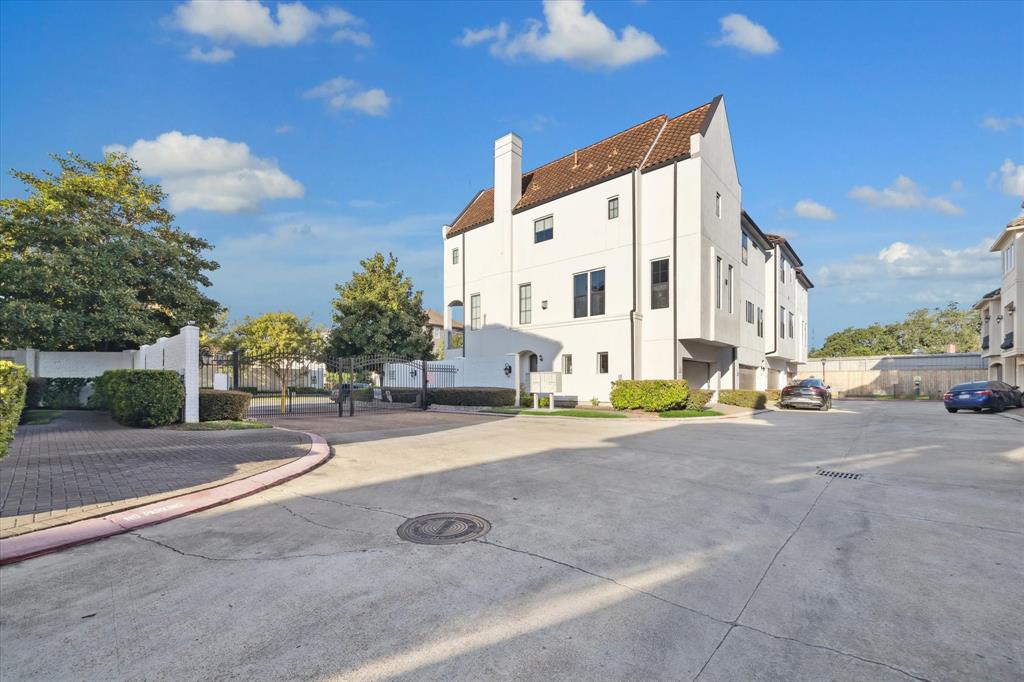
[528,371,562,411]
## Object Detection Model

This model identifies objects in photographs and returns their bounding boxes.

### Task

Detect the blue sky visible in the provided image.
[2,0,1022,346]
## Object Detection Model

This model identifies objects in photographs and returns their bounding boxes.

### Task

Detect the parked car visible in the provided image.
[780,378,833,411]
[943,381,1022,413]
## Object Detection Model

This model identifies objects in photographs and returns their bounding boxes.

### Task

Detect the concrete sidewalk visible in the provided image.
[1,411,311,537]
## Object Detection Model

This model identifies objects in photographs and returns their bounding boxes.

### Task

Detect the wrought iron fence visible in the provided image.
[200,351,460,418]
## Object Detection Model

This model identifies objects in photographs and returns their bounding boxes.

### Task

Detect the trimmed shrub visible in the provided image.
[429,387,515,407]
[610,379,689,412]
[42,377,92,409]
[717,389,778,409]
[199,389,252,421]
[101,369,184,427]
[1,361,29,458]
[685,389,714,411]
[25,377,47,409]
[765,389,781,403]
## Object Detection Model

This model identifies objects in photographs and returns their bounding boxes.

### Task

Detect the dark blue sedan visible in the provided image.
[943,381,1023,413]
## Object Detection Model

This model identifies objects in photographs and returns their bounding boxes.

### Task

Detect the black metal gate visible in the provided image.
[200,351,460,419]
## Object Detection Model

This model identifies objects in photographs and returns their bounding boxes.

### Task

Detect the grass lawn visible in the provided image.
[658,409,725,418]
[20,409,64,425]
[485,408,627,418]
[172,420,272,431]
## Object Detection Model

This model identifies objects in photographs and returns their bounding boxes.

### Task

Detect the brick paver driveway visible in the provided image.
[0,411,311,537]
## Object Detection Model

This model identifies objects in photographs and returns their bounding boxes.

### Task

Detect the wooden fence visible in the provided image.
[797,368,988,398]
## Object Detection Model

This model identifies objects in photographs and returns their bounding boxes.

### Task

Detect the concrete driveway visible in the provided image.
[1,402,1021,681]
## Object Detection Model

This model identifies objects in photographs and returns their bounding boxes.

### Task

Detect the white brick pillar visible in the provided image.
[181,325,200,423]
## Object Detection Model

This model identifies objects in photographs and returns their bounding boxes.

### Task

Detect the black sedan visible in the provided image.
[780,378,833,411]
[943,381,1022,413]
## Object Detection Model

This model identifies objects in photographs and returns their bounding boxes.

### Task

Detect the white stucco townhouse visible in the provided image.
[974,212,1024,387]
[440,96,812,404]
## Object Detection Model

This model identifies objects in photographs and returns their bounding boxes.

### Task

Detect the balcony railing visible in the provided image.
[1001,332,1014,350]
[981,335,990,350]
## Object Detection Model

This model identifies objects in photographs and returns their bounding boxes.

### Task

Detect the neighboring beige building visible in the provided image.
[974,212,1024,386]
[425,308,462,356]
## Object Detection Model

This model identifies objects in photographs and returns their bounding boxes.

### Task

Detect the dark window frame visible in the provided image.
[519,283,532,325]
[573,268,606,318]
[470,294,481,331]
[562,354,573,375]
[608,196,619,220]
[597,352,609,374]
[534,215,554,243]
[651,258,669,310]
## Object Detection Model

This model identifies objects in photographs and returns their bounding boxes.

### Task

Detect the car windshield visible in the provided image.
[797,379,824,388]
[949,382,989,391]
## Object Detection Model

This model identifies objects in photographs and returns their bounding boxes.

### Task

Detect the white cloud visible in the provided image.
[950,179,963,192]
[848,176,963,215]
[186,46,235,63]
[793,199,836,221]
[210,211,446,322]
[104,131,303,213]
[997,159,1024,197]
[817,238,997,287]
[303,76,391,116]
[981,115,1024,132]
[458,0,664,69]
[172,0,370,50]
[712,14,779,55]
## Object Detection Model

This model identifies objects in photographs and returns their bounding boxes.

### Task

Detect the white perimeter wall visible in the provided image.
[2,326,200,422]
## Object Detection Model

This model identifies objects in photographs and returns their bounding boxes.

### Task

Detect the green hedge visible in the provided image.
[43,378,92,409]
[199,389,252,421]
[100,369,184,427]
[25,377,47,409]
[1,361,28,459]
[610,379,689,412]
[685,389,714,411]
[717,389,780,409]
[429,387,515,407]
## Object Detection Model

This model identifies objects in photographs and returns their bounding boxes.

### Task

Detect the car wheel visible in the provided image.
[946,408,957,413]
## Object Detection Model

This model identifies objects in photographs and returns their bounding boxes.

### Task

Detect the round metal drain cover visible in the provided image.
[397,513,491,545]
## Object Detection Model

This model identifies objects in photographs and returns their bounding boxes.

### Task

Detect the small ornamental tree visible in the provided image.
[329,252,434,360]
[234,312,325,413]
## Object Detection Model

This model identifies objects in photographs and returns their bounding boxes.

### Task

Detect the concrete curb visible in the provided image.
[0,427,330,566]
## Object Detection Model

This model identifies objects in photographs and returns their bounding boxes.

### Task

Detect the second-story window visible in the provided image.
[1005,245,1015,273]
[452,247,459,265]
[715,257,722,309]
[727,265,734,314]
[757,307,764,337]
[573,269,605,318]
[788,312,794,338]
[470,294,481,330]
[779,306,786,338]
[534,215,554,243]
[519,283,532,324]
[741,232,749,265]
[745,300,754,324]
[715,192,722,218]
[651,258,669,309]
[608,196,619,219]
[780,256,787,283]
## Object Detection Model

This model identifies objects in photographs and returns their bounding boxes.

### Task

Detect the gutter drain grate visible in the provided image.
[817,470,862,480]
[397,513,491,545]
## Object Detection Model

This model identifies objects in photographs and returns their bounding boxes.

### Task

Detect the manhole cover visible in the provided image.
[397,513,491,545]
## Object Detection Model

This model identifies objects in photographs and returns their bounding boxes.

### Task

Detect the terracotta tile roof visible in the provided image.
[447,99,719,238]
[642,99,717,171]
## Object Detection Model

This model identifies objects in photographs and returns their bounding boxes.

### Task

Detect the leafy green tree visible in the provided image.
[200,309,239,355]
[329,252,434,359]
[812,303,981,357]
[234,312,326,412]
[0,152,220,351]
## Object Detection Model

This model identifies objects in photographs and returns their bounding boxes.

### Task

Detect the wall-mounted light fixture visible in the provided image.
[541,300,548,310]
[996,315,1004,322]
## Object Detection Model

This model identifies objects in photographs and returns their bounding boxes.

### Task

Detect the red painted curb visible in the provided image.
[0,427,331,566]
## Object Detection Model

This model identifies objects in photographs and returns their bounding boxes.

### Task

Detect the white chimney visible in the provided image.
[494,133,522,221]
